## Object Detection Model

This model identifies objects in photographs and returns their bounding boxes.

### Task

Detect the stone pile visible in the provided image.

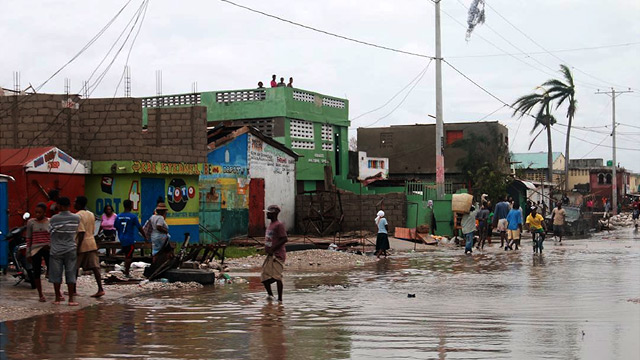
[226,249,374,271]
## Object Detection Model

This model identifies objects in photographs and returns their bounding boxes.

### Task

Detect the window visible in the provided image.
[367,160,385,169]
[446,130,463,145]
[598,173,605,184]
[380,133,393,148]
[606,174,612,184]
[290,119,314,139]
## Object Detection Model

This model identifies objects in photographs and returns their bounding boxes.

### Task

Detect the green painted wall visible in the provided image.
[140,87,350,185]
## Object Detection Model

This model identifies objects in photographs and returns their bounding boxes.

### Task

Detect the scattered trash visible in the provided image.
[408,294,416,298]
[159,278,169,283]
[328,243,338,251]
[131,261,149,268]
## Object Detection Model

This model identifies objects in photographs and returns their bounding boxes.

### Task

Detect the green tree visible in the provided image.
[511,89,557,182]
[453,132,510,204]
[543,64,577,191]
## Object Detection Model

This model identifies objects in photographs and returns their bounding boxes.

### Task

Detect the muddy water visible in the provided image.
[1,236,639,359]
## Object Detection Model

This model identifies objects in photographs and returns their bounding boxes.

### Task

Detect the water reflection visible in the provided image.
[1,236,639,359]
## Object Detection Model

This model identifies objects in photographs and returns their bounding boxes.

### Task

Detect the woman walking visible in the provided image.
[100,204,117,241]
[375,210,390,258]
[26,203,51,302]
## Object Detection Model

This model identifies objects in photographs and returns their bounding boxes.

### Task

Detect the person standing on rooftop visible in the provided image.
[270,75,277,88]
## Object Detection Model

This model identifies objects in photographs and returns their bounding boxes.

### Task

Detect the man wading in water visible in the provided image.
[261,205,287,302]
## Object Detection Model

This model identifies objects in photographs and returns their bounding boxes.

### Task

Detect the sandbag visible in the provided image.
[452,193,473,214]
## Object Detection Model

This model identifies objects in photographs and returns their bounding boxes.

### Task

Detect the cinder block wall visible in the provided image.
[295,191,406,234]
[0,94,208,163]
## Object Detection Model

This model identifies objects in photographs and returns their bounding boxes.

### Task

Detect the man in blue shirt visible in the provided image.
[114,200,146,277]
[505,202,523,250]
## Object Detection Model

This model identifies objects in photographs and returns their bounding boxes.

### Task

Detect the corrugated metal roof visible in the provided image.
[512,152,563,169]
[0,147,55,167]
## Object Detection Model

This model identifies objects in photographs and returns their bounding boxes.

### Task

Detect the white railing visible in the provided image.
[216,90,266,103]
[292,90,346,109]
[141,93,201,108]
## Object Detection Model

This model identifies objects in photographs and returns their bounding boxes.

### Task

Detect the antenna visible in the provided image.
[13,71,21,93]
[155,70,163,96]
[124,65,131,97]
[192,81,198,93]
[64,78,71,96]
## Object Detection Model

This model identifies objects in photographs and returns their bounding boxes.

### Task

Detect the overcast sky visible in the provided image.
[2,0,639,172]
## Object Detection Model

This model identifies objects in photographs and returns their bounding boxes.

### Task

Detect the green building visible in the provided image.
[141,87,349,192]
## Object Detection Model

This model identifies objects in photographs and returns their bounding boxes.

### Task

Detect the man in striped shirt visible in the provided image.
[49,197,80,306]
[26,203,51,302]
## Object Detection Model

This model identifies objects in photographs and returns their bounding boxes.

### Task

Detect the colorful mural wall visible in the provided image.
[200,133,249,242]
[88,161,200,243]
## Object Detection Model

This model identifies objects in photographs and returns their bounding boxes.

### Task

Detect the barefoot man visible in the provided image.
[261,205,287,302]
[75,196,105,298]
[49,197,80,306]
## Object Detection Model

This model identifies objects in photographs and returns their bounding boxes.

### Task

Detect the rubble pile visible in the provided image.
[604,213,637,229]
[226,249,375,271]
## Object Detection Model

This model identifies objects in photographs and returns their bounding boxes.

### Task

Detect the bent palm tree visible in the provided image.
[511,89,557,182]
[543,64,577,191]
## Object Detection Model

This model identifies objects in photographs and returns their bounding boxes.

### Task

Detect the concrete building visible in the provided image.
[567,158,604,192]
[357,121,509,184]
[589,167,630,209]
[140,87,349,193]
[0,94,209,243]
[512,152,565,185]
[201,126,298,241]
[357,151,389,181]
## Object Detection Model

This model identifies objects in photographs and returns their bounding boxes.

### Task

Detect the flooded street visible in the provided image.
[2,233,639,359]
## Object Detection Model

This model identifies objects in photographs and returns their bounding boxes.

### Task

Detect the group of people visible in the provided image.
[25,192,172,306]
[461,196,567,255]
[257,74,294,89]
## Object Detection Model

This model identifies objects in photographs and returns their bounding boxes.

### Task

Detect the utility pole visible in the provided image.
[596,88,633,215]
[435,0,445,199]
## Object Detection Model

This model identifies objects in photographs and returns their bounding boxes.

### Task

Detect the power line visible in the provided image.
[350,61,433,123]
[447,41,640,59]
[452,0,605,91]
[580,134,610,159]
[0,0,135,119]
[356,59,433,129]
[484,1,639,92]
[551,126,640,151]
[1,0,150,168]
[219,0,435,60]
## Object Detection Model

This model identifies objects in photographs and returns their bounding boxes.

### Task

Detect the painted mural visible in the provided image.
[199,133,250,242]
[86,173,200,243]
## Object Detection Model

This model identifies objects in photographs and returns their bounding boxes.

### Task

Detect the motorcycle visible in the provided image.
[4,213,36,287]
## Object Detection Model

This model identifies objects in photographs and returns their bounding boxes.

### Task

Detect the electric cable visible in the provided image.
[218,0,435,60]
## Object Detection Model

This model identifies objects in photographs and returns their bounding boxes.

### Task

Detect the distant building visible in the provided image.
[512,152,565,185]
[140,87,349,193]
[357,151,389,181]
[567,158,604,192]
[589,167,630,208]
[357,121,509,185]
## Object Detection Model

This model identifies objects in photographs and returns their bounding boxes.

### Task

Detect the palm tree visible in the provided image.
[512,89,557,182]
[543,65,577,191]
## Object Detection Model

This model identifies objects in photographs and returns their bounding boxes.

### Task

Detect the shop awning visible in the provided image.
[0,147,88,174]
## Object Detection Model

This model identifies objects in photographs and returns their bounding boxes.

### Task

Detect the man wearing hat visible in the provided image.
[148,202,170,261]
[261,205,288,302]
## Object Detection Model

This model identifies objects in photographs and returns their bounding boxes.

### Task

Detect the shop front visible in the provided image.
[87,161,200,243]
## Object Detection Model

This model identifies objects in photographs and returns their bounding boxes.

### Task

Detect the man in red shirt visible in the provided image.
[270,74,277,88]
[45,189,60,218]
[261,205,287,302]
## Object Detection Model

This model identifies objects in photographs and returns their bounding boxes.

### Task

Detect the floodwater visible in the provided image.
[2,232,639,359]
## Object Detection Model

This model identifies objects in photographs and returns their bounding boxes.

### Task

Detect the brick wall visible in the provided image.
[295,190,406,234]
[0,94,208,163]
